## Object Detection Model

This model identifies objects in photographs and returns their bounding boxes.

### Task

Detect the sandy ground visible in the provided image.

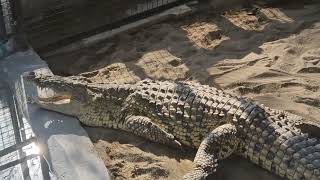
[42,1,320,180]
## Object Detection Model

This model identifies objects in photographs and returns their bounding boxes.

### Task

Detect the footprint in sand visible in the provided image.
[294,96,320,108]
[298,49,320,73]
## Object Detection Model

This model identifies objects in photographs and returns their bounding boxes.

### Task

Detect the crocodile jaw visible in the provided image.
[35,95,82,117]
[26,71,86,116]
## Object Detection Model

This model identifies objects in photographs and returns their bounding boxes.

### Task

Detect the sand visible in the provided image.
[42,1,320,179]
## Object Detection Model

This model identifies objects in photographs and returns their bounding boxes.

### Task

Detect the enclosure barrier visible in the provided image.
[19,0,193,52]
[0,0,48,176]
[0,81,46,180]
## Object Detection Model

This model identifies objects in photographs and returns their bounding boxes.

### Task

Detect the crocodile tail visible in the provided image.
[270,133,320,180]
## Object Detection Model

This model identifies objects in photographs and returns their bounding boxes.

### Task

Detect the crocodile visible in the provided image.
[26,72,320,180]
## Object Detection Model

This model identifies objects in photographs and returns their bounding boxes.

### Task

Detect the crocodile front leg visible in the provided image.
[183,124,239,180]
[123,115,182,148]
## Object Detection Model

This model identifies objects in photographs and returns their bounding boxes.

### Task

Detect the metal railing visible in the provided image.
[0,83,44,180]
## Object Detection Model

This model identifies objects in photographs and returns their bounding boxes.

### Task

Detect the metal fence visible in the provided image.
[0,2,46,174]
[19,0,192,52]
[0,82,45,180]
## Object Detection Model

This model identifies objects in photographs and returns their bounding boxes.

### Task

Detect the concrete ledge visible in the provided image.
[0,49,110,180]
[27,104,109,180]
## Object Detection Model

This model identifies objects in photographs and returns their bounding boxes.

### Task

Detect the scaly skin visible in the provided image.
[27,72,320,180]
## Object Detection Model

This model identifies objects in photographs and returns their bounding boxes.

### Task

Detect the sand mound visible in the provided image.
[43,2,320,180]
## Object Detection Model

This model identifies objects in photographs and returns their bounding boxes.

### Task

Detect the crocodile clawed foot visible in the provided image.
[124,116,184,147]
[183,169,208,180]
[183,124,239,180]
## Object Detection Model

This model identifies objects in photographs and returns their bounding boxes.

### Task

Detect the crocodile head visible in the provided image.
[25,71,93,117]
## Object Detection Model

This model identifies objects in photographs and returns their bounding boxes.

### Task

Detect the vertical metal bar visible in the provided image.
[10,94,30,179]
[0,2,7,39]
[1,0,12,35]
[15,83,32,179]
[40,155,50,180]
[7,0,18,34]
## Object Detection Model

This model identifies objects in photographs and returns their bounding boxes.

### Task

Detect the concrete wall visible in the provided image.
[19,0,86,18]
[200,0,248,11]
[19,0,182,49]
[19,0,155,18]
